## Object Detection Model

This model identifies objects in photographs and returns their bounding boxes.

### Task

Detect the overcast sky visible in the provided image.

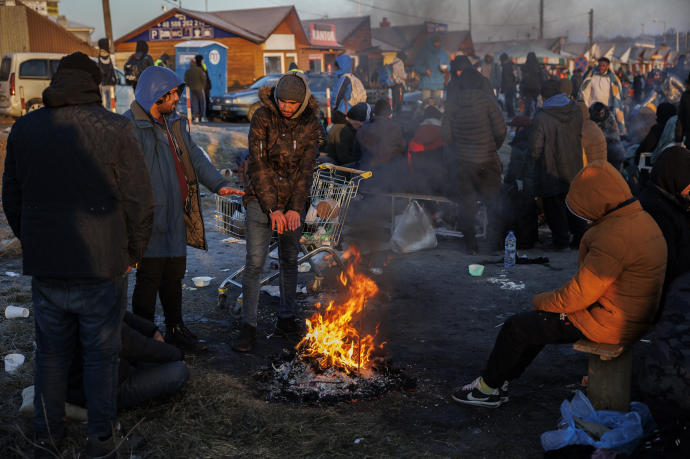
[59,0,690,43]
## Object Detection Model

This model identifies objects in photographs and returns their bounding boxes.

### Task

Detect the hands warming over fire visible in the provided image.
[218,187,245,196]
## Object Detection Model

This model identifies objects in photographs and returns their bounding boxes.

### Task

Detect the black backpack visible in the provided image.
[124,54,145,86]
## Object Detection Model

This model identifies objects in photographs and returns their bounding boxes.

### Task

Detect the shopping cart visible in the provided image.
[214,163,372,308]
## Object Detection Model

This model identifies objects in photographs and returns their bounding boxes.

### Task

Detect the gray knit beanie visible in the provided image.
[275,74,306,102]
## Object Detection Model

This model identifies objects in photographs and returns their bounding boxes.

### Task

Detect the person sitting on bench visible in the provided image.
[452,160,667,408]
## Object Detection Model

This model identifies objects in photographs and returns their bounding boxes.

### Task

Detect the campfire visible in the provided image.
[255,247,415,403]
[297,247,383,374]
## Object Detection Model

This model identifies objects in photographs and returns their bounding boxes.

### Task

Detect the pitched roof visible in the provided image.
[302,16,369,45]
[115,6,303,45]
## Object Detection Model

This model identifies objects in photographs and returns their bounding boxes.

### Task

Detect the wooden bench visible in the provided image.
[573,339,632,412]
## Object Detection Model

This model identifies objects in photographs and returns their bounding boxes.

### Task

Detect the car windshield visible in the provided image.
[307,76,336,92]
[249,75,280,89]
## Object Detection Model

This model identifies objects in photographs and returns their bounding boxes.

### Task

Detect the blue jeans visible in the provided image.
[242,200,303,327]
[32,276,127,439]
[118,361,189,410]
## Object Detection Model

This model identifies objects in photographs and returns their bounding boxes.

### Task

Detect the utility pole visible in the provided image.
[468,0,472,35]
[357,0,361,17]
[102,0,114,52]
[539,0,544,39]
[588,8,593,58]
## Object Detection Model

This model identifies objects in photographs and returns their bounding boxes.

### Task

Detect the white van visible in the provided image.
[0,52,134,117]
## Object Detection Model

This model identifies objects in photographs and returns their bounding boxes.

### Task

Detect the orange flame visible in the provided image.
[297,247,381,373]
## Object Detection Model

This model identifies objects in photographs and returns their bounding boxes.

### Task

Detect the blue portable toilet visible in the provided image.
[174,40,227,98]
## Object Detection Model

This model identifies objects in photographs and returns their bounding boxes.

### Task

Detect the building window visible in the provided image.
[263,53,283,75]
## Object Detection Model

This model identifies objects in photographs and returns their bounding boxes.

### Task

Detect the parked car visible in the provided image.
[0,52,134,117]
[209,74,281,121]
[209,72,339,122]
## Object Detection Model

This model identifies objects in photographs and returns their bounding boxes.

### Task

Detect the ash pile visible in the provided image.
[254,350,416,403]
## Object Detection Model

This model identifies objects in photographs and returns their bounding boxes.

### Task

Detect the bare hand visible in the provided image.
[125,265,133,274]
[425,69,432,76]
[218,187,244,196]
[285,210,301,231]
[270,210,287,234]
[153,330,164,342]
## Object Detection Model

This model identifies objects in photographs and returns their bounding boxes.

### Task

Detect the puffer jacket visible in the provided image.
[441,70,506,164]
[533,161,667,344]
[529,100,583,197]
[2,68,153,278]
[245,72,321,214]
[124,66,229,257]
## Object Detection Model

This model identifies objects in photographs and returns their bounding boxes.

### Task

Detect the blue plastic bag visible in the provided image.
[541,390,656,452]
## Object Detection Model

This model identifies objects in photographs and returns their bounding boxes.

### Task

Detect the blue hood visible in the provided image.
[542,93,571,108]
[335,54,353,76]
[134,66,185,114]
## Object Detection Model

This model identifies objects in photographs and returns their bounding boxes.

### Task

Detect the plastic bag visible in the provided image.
[390,200,437,254]
[541,390,656,452]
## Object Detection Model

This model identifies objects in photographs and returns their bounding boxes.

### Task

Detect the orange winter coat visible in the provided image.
[533,161,667,344]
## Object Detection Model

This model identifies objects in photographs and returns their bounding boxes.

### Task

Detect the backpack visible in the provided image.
[379,65,394,88]
[344,73,367,105]
[124,54,146,86]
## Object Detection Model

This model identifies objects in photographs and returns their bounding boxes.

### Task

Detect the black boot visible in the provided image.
[274,317,300,339]
[232,323,256,352]
[84,423,144,458]
[165,324,208,353]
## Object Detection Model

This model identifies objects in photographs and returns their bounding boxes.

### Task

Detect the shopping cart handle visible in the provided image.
[318,163,372,179]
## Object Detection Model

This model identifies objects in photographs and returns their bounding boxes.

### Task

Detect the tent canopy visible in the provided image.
[497,43,564,65]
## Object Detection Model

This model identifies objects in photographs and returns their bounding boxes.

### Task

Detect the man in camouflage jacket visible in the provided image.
[233,72,321,352]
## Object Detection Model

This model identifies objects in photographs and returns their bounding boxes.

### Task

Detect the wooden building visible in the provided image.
[114,5,338,89]
[0,1,96,57]
[372,23,474,65]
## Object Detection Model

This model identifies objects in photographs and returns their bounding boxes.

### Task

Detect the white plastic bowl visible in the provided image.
[191,276,213,287]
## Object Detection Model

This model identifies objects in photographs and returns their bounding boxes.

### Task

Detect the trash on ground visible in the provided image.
[4,353,25,373]
[261,285,281,297]
[4,271,20,277]
[4,305,29,319]
[541,390,656,452]
[486,275,525,290]
[370,267,383,275]
[354,438,364,445]
[468,264,485,277]
[222,237,245,244]
[191,276,213,287]
[19,385,87,421]
[298,262,311,273]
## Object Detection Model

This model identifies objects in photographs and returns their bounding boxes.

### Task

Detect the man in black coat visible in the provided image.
[500,53,517,118]
[528,79,584,250]
[2,52,154,457]
[442,68,506,254]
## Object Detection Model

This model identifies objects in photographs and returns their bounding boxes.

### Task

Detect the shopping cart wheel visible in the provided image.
[218,293,227,309]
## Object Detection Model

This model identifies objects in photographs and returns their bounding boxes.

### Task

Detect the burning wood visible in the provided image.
[296,247,384,374]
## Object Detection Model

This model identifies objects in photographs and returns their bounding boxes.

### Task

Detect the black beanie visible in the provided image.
[347,102,371,122]
[57,52,101,84]
[373,99,391,117]
[275,73,306,102]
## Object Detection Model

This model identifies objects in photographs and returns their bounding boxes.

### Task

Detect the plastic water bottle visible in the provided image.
[504,231,517,268]
[232,293,243,317]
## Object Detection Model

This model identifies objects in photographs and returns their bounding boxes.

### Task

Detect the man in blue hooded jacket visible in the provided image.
[414,36,450,104]
[124,66,243,353]
[331,54,366,115]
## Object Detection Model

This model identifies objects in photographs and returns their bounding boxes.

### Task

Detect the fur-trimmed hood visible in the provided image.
[258,72,319,120]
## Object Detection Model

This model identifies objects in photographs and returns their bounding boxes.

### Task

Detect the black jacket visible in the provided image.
[501,60,516,92]
[675,90,690,143]
[528,101,583,197]
[442,73,506,164]
[2,68,154,278]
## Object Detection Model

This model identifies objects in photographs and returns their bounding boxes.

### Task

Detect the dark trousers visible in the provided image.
[391,84,404,115]
[118,361,189,410]
[522,90,539,117]
[503,86,517,118]
[243,200,303,328]
[132,257,186,328]
[542,193,587,248]
[482,310,585,389]
[449,157,503,248]
[32,276,127,438]
[190,89,206,119]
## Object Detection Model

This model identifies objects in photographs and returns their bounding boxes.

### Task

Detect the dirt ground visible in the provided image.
[0,119,678,458]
